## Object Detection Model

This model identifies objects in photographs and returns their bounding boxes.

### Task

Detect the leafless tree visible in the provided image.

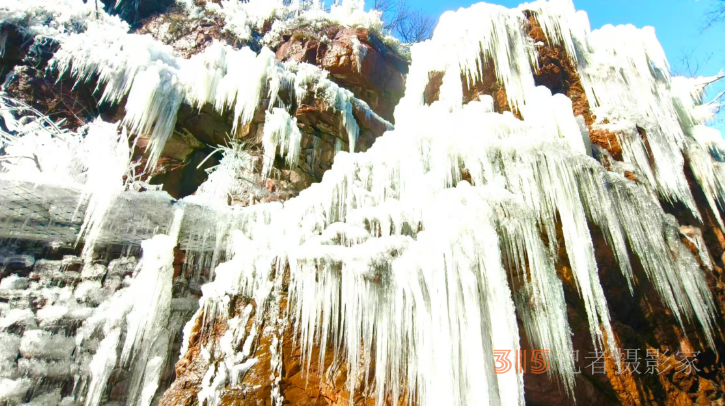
[373,0,398,17]
[705,0,725,29]
[395,9,435,43]
[373,0,435,43]
[673,50,725,120]
[672,49,713,77]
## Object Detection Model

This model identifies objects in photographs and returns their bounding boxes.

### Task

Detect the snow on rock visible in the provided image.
[23,389,62,406]
[0,96,138,256]
[0,0,126,39]
[0,1,388,171]
[164,2,721,404]
[0,224,190,405]
[0,378,32,404]
[0,275,29,290]
[19,330,75,360]
[202,0,284,41]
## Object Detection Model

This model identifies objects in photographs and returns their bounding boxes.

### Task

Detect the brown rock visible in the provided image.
[275,26,407,123]
[137,8,252,59]
[4,65,121,129]
[148,149,220,199]
[134,128,204,162]
[176,103,237,146]
[525,14,625,160]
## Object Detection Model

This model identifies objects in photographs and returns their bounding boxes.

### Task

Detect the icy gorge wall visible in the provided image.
[1,0,725,405]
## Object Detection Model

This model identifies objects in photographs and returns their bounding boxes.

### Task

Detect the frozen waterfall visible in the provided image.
[0,0,723,405]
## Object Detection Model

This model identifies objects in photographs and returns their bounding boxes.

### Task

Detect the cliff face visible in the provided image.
[0,1,406,404]
[2,0,400,204]
[521,17,725,406]
[1,1,725,406]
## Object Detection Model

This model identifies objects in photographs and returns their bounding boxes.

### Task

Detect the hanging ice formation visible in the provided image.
[0,0,724,405]
[30,0,385,170]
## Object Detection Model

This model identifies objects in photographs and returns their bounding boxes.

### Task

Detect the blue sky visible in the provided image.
[405,0,725,130]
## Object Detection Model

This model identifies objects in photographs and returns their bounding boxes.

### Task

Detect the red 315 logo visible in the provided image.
[494,349,550,374]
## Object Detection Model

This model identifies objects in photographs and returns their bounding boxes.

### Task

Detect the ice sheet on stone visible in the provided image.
[0,178,178,247]
[41,7,378,169]
[184,93,717,406]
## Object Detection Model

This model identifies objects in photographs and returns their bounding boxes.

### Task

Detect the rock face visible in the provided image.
[0,3,407,402]
[159,292,385,406]
[516,16,725,406]
[0,5,403,201]
[153,13,725,406]
[138,10,400,199]
[2,2,725,406]
[0,241,197,406]
[275,26,408,123]
[525,15,625,163]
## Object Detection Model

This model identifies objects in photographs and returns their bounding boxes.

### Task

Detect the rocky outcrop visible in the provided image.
[0,240,197,405]
[136,7,255,58]
[0,29,124,130]
[515,15,725,406]
[421,62,518,115]
[159,290,388,406]
[275,26,407,123]
[398,12,725,406]
[0,6,405,202]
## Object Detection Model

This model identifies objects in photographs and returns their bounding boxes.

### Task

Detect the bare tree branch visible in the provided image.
[705,0,725,29]
[671,50,725,123]
[672,49,714,77]
[372,0,434,43]
[395,9,435,43]
[373,0,397,15]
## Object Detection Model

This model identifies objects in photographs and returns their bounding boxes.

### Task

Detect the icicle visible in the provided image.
[120,208,183,405]
[85,329,120,406]
[77,121,131,257]
[50,26,370,167]
[681,225,713,270]
[686,140,725,231]
[179,308,202,361]
[399,2,538,113]
[519,0,590,66]
[0,28,7,57]
[520,86,590,155]
[490,189,575,395]
[317,83,360,152]
[215,47,276,132]
[583,24,701,216]
[262,108,303,177]
[351,36,367,73]
[121,212,181,362]
[520,1,705,219]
